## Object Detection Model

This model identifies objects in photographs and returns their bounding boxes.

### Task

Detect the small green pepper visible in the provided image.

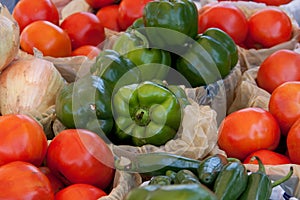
[111,81,182,146]
[174,169,200,184]
[125,184,218,200]
[149,175,173,186]
[213,159,248,200]
[197,154,228,188]
[238,156,294,200]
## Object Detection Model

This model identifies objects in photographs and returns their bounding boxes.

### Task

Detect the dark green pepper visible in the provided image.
[90,49,140,91]
[112,29,171,81]
[125,184,218,200]
[213,159,248,200]
[55,75,113,139]
[114,152,201,178]
[111,81,182,146]
[197,154,228,188]
[239,156,294,200]
[149,175,173,186]
[143,0,198,48]
[202,27,238,69]
[174,169,200,184]
[175,28,234,87]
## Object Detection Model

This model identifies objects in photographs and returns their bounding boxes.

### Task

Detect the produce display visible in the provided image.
[1,0,300,199]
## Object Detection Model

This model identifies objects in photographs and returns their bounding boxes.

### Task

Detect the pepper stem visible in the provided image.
[135,108,150,126]
[272,166,294,188]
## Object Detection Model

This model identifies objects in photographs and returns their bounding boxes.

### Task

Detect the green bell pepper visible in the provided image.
[90,49,140,91]
[111,81,182,146]
[125,184,218,200]
[239,156,294,200]
[112,29,171,81]
[175,28,233,87]
[55,75,114,139]
[143,0,198,48]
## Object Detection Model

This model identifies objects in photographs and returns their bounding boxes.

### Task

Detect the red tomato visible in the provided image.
[20,20,72,57]
[257,49,300,94]
[96,4,121,32]
[243,149,291,165]
[218,107,281,161]
[0,114,48,167]
[85,0,119,9]
[247,7,293,48]
[71,45,101,59]
[39,166,66,194]
[46,129,115,190]
[269,81,300,136]
[253,0,292,6]
[198,2,248,45]
[287,117,300,164]
[12,0,59,33]
[0,161,54,199]
[60,12,106,50]
[118,0,153,31]
[55,183,107,200]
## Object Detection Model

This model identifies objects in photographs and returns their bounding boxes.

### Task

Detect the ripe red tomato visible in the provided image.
[118,0,153,31]
[96,4,121,32]
[55,183,107,200]
[39,166,66,194]
[287,117,300,164]
[60,12,106,50]
[46,129,115,190]
[0,161,54,199]
[253,0,292,6]
[12,0,59,33]
[0,114,48,167]
[218,107,281,161]
[269,81,300,136]
[198,2,248,45]
[243,149,291,165]
[247,7,293,48]
[85,0,119,9]
[71,45,101,59]
[257,49,300,94]
[20,20,72,57]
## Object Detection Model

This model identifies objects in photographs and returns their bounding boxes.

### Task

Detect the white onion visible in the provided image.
[0,4,20,72]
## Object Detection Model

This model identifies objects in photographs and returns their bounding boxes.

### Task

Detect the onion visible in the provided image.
[0,57,65,116]
[0,4,20,72]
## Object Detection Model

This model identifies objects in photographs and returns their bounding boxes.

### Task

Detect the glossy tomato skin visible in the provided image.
[60,12,105,50]
[218,107,281,161]
[39,166,66,194]
[71,45,101,59]
[253,0,292,6]
[287,117,300,164]
[12,0,59,33]
[118,0,153,31]
[55,183,107,200]
[243,149,291,165]
[0,114,48,167]
[257,49,300,94]
[198,2,248,45]
[96,4,121,32]
[20,20,72,57]
[269,81,300,136]
[0,161,54,199]
[248,7,292,48]
[85,0,119,9]
[46,129,115,190]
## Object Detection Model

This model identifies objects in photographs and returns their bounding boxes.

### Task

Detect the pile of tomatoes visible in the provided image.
[12,0,152,58]
[0,114,115,199]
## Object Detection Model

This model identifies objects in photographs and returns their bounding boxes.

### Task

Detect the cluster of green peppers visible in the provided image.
[118,152,294,200]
